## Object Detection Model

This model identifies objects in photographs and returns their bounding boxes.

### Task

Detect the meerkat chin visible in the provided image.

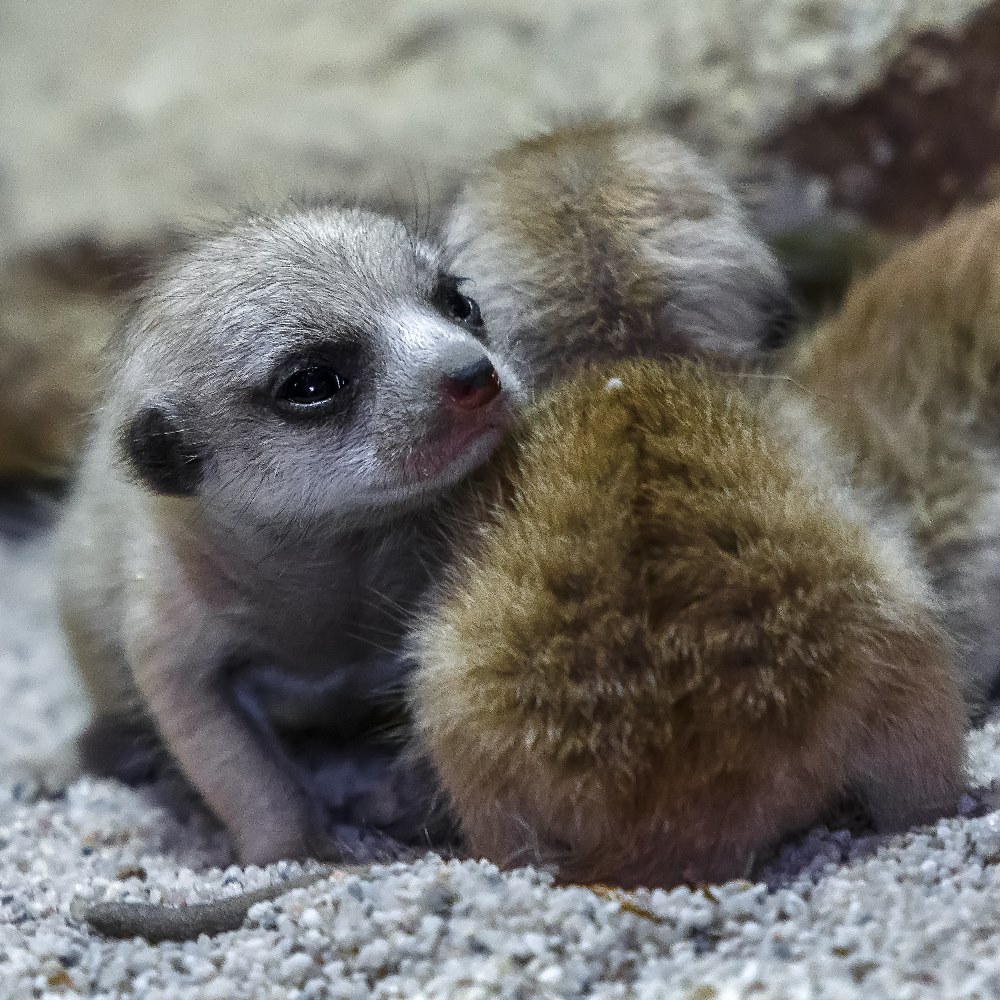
[410,360,966,890]
[56,204,522,866]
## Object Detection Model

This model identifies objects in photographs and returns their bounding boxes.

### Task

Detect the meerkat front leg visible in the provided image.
[136,657,328,865]
[125,596,331,866]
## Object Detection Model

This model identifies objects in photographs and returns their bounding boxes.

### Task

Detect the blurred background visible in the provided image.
[2,0,999,489]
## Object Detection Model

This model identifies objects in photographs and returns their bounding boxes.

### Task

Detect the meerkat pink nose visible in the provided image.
[441,358,501,410]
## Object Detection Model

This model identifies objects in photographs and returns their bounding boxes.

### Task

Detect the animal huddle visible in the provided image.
[48,121,1000,898]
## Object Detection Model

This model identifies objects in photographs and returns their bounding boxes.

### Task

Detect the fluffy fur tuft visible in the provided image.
[411,360,966,889]
[445,121,794,386]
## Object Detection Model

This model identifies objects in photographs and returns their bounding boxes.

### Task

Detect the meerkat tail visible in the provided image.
[83,868,354,942]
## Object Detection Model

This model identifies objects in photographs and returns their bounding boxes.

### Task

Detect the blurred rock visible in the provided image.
[1,0,988,256]
[0,0,992,479]
[767,0,1000,234]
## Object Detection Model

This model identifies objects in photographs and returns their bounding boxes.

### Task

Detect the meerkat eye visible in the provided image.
[440,281,483,327]
[274,365,346,414]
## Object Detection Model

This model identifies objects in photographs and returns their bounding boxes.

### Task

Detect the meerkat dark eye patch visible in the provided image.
[272,365,347,417]
[436,275,485,334]
[122,406,205,497]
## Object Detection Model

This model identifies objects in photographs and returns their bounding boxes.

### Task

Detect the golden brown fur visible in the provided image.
[411,360,965,889]
[785,200,1000,701]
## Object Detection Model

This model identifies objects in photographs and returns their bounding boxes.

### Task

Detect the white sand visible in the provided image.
[3,527,1000,998]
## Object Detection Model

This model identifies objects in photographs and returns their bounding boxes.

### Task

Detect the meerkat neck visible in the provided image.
[153,493,438,596]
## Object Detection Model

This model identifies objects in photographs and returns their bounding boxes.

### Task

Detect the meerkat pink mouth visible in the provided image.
[410,421,509,482]
[387,355,518,489]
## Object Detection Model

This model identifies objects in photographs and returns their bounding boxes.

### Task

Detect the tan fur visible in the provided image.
[0,265,115,480]
[445,122,792,384]
[785,200,1000,701]
[411,360,966,889]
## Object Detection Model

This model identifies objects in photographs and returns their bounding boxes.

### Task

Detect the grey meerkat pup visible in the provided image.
[443,120,795,386]
[409,359,967,890]
[56,203,525,867]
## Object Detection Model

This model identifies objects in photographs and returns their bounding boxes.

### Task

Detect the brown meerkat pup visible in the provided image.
[55,204,525,866]
[443,121,795,384]
[410,360,966,889]
[783,199,1000,706]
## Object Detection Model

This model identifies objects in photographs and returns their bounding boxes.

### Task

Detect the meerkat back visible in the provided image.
[784,200,1000,703]
[445,122,793,386]
[411,360,965,889]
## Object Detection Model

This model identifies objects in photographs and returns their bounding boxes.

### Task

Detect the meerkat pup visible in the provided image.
[411,360,966,889]
[54,123,796,865]
[444,121,794,384]
[783,199,1000,705]
[56,205,523,866]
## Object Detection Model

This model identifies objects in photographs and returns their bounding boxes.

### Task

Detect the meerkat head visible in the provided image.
[111,206,522,527]
[444,122,795,388]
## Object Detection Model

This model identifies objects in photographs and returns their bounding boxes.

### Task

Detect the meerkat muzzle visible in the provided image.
[440,358,501,410]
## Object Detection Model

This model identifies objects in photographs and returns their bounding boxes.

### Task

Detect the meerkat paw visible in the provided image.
[2,739,84,802]
[230,797,350,868]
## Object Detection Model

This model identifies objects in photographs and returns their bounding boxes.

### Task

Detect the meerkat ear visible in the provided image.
[122,404,206,496]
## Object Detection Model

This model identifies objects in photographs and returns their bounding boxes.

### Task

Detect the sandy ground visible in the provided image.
[4,520,1000,998]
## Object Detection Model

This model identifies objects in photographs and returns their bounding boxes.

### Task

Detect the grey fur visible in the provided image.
[57,206,521,865]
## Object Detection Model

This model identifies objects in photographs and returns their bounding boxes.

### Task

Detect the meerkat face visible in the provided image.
[114,207,524,526]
